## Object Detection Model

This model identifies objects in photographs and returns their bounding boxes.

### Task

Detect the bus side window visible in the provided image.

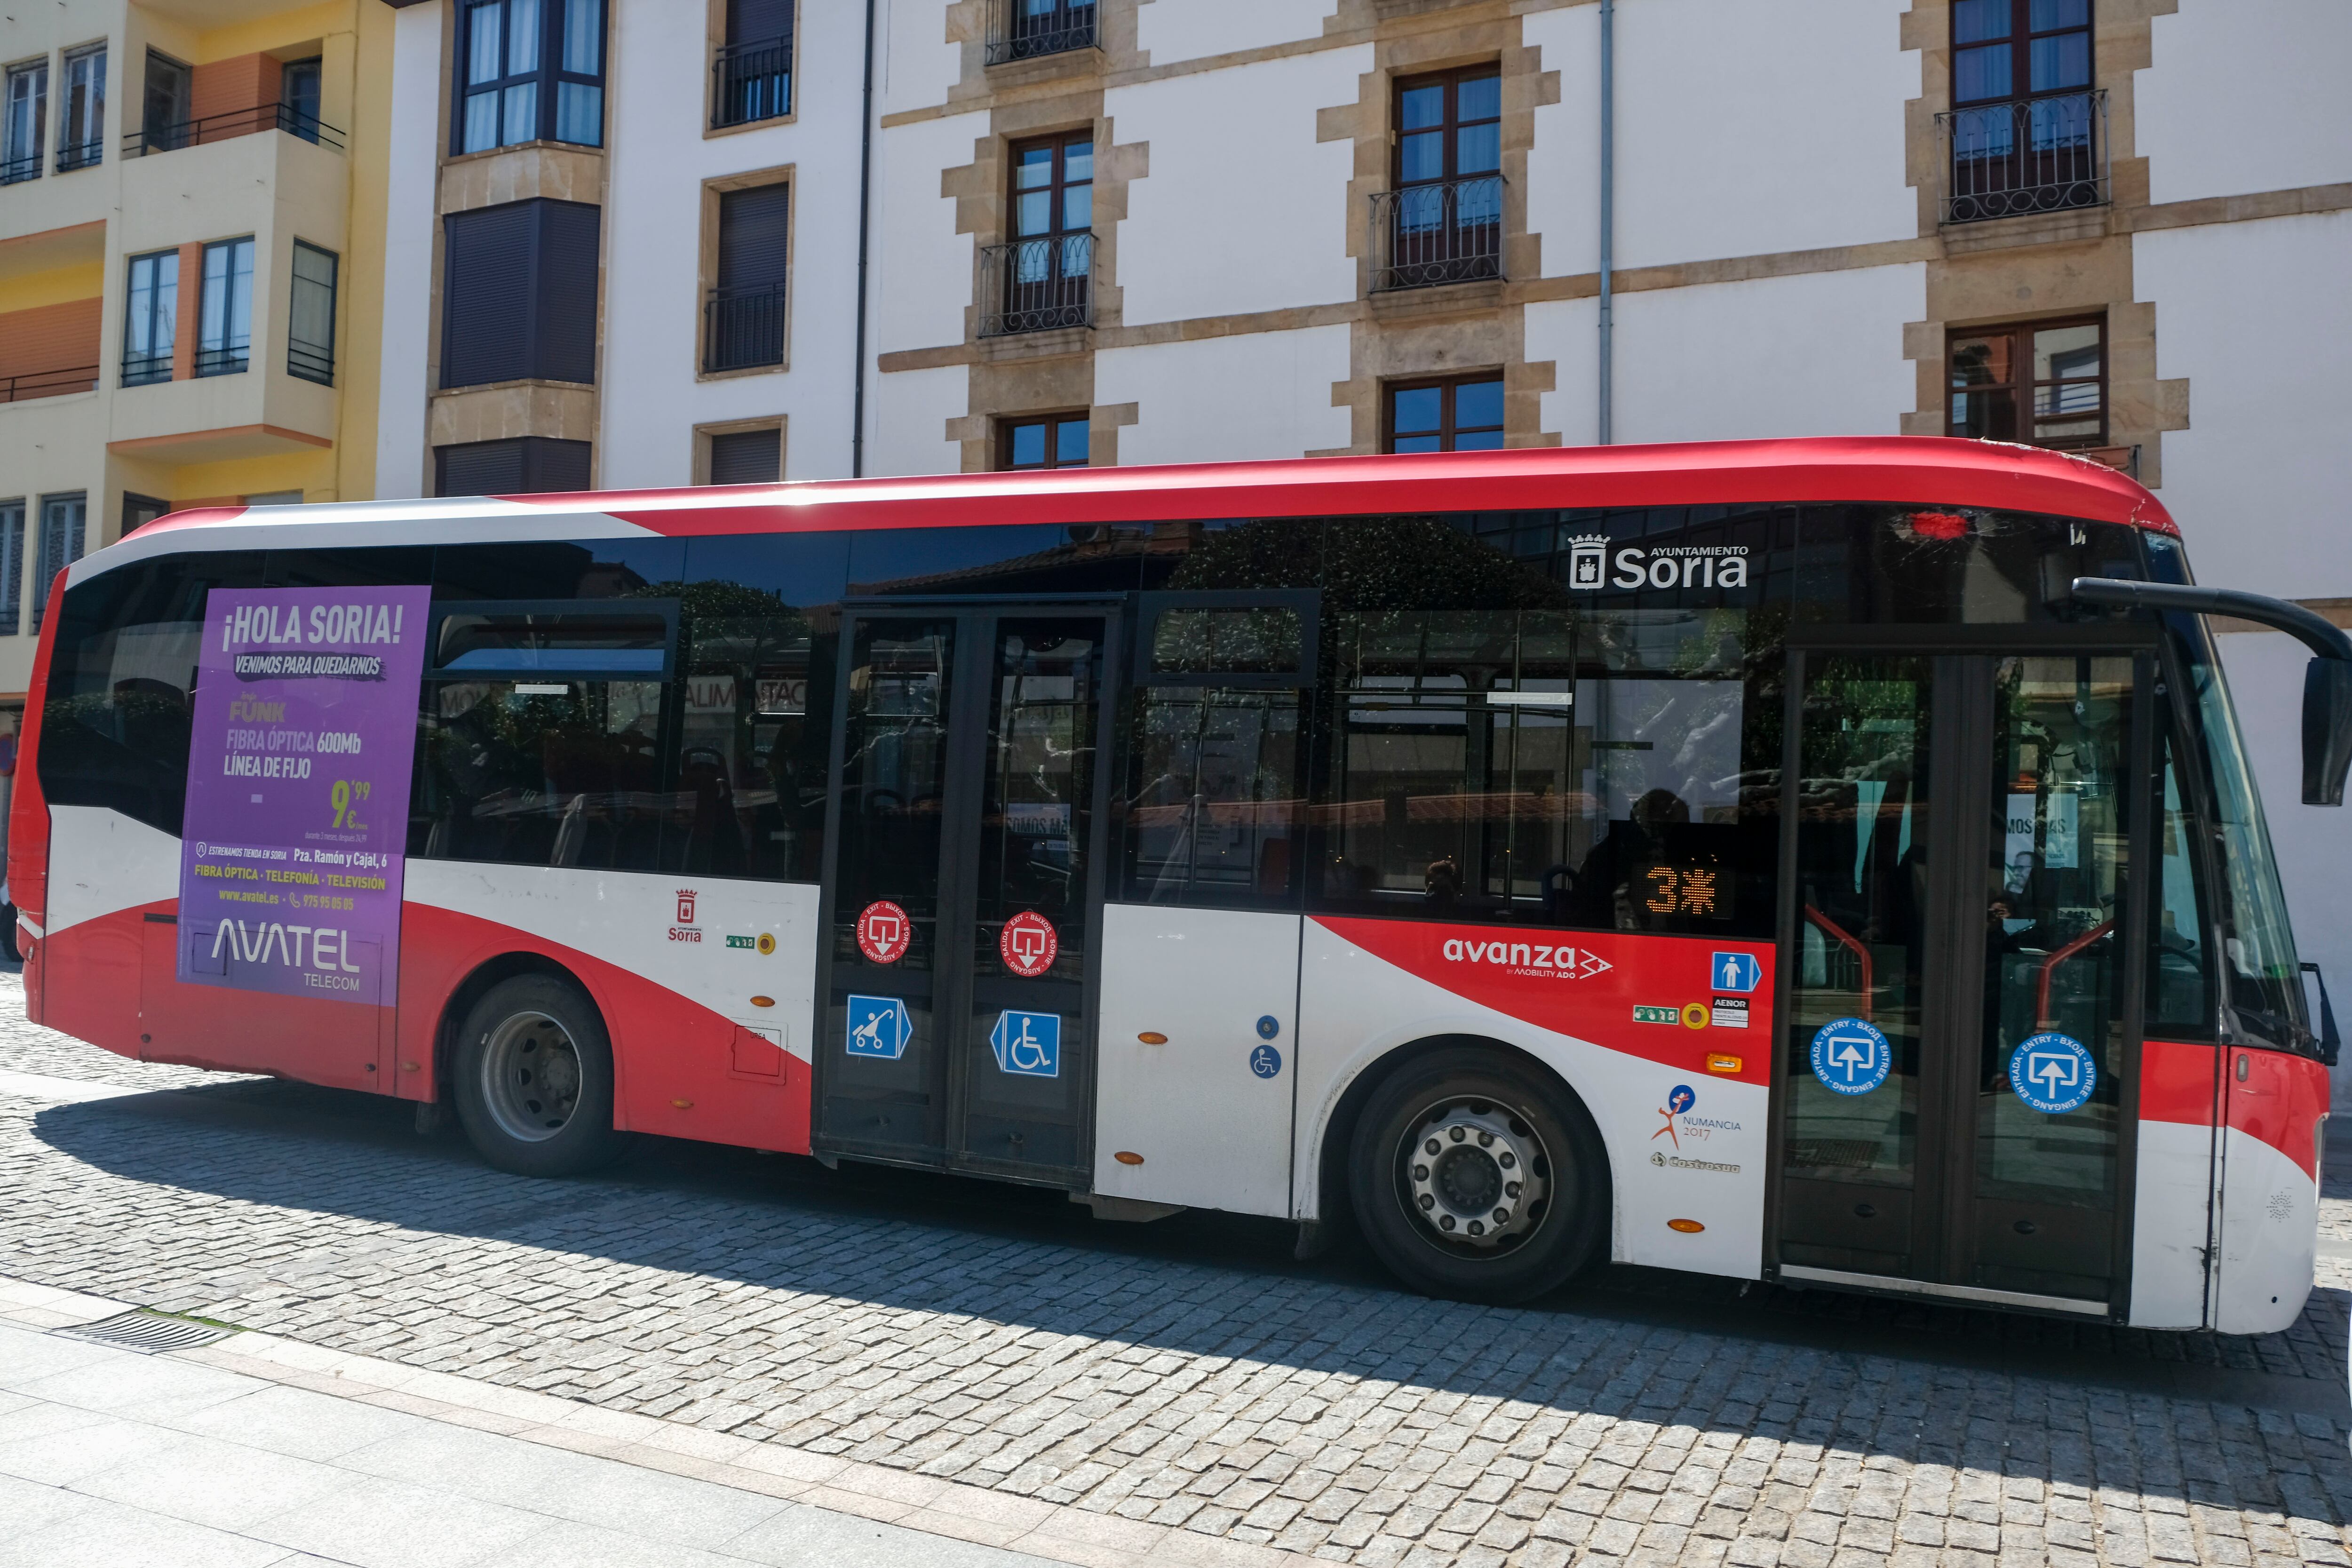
[2146,722,2213,1036]
[1118,598,1311,907]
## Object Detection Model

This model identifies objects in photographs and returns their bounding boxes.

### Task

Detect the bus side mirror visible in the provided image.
[2305,658,2352,807]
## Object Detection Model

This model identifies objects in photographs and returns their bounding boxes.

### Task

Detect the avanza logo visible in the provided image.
[1440,937,1613,980]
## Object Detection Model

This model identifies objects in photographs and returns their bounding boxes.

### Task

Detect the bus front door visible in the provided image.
[812,607,1116,1186]
[1772,642,2155,1317]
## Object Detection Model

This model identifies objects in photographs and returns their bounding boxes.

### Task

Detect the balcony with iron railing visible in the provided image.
[713,33,793,128]
[0,365,99,403]
[55,138,102,173]
[1370,174,1504,293]
[978,233,1093,337]
[0,149,39,185]
[1936,89,2107,225]
[125,101,346,158]
[706,282,787,372]
[985,0,1098,66]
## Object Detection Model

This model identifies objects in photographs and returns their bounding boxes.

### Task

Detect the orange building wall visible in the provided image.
[0,298,101,393]
[189,54,284,140]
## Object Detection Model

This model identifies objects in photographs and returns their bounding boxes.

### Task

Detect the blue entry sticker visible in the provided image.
[845,995,912,1060]
[1711,952,1762,994]
[1249,1043,1282,1079]
[990,1010,1061,1077]
[1809,1017,1891,1096]
[2009,1031,2096,1114]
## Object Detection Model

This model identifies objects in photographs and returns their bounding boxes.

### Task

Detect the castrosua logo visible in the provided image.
[1439,936,1613,980]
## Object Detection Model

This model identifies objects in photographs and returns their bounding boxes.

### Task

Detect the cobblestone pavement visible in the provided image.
[3,974,2350,1568]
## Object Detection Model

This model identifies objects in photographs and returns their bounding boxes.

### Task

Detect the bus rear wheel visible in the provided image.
[1348,1048,1607,1305]
[452,976,623,1178]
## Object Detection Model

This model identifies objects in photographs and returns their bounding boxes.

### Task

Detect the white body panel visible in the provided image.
[1292,919,1767,1277]
[46,806,178,934]
[2127,1116,2217,1329]
[1106,48,1368,325]
[1095,328,1354,466]
[405,863,821,1064]
[2140,0,2352,205]
[2212,1123,2318,1336]
[1091,904,1300,1216]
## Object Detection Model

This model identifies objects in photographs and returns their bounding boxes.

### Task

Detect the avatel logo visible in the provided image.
[670,888,701,943]
[1439,937,1613,980]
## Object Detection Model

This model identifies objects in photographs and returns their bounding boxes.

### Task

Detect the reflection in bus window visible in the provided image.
[675,605,828,881]
[1317,606,1764,933]
[833,622,954,972]
[413,679,666,870]
[1125,688,1302,905]
[2146,722,2212,1035]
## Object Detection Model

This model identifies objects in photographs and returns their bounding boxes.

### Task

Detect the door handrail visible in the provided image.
[1803,903,1872,1023]
[2034,919,2114,1029]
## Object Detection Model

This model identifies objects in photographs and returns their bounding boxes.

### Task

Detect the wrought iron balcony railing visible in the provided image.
[0,150,39,185]
[713,33,793,128]
[0,365,98,403]
[55,138,101,172]
[985,0,1097,65]
[1370,174,1504,293]
[196,342,249,377]
[123,102,345,158]
[1937,89,2107,224]
[706,281,788,372]
[121,352,173,387]
[288,337,334,386]
[978,234,1093,336]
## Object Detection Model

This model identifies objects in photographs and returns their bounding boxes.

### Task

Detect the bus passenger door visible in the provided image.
[1773,644,2154,1318]
[812,606,1117,1186]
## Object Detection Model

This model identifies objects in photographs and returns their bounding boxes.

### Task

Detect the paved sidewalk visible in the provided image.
[0,1308,1065,1568]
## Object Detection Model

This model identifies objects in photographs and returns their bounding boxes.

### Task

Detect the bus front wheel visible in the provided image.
[452,976,624,1178]
[1348,1048,1608,1304]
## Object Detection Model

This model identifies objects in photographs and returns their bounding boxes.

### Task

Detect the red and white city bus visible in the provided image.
[11,438,2345,1330]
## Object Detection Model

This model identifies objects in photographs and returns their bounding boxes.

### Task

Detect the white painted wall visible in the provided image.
[1528,263,1923,446]
[597,0,870,486]
[865,364,967,476]
[1107,47,1366,326]
[1136,0,1337,67]
[879,0,961,118]
[2140,0,2352,205]
[375,2,446,501]
[2136,213,2352,602]
[1525,0,1919,278]
[1095,326,1352,465]
[870,111,988,356]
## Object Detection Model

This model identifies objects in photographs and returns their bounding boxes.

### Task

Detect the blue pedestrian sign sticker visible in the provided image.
[1809,1017,1891,1096]
[2009,1032,2096,1114]
[846,995,912,1060]
[990,1010,1061,1077]
[1249,1043,1282,1079]
[1711,952,1762,994]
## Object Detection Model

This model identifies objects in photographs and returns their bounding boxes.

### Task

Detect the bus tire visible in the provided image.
[0,905,18,964]
[452,976,624,1178]
[1347,1047,1607,1305]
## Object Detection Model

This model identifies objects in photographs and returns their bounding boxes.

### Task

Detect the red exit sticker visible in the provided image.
[856,900,910,964]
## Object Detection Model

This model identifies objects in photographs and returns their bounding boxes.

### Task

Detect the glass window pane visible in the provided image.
[1391,386,1440,435]
[1452,429,1505,452]
[200,245,228,347]
[1016,188,1050,236]
[2030,0,2089,30]
[1457,74,1500,121]
[2031,324,2099,379]
[1015,146,1053,189]
[468,1,504,85]
[562,0,600,75]
[1949,334,2011,389]
[1398,84,1443,130]
[502,80,537,143]
[1055,418,1089,465]
[1955,43,2011,102]
[2030,32,2089,92]
[1950,387,2018,441]
[507,0,541,72]
[555,80,600,144]
[1453,378,1504,430]
[1061,185,1090,231]
[1062,141,1092,182]
[1400,130,1442,183]
[1010,422,1045,468]
[1455,122,1501,175]
[1953,0,2011,44]
[462,90,499,151]
[1392,434,1441,454]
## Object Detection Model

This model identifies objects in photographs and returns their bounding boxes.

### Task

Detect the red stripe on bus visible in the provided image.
[1311,915,1776,1084]
[2138,1037,2218,1127]
[2224,1046,2329,1183]
[9,567,66,1023]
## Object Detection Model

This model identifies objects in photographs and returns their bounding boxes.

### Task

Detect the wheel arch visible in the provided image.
[1308,1031,1613,1242]
[431,951,604,1105]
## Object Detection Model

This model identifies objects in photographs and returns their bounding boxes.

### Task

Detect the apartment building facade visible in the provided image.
[0,0,397,703]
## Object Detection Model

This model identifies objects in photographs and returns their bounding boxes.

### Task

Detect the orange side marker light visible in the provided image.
[1667,1218,1705,1234]
[1114,1151,1144,1165]
[1137,1032,1168,1044]
[1705,1054,1742,1075]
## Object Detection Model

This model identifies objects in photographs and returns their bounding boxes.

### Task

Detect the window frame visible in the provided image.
[1383,374,1507,454]
[0,499,22,635]
[141,49,191,150]
[55,42,103,171]
[997,412,1091,472]
[2,58,46,185]
[1945,315,2108,451]
[33,492,85,629]
[1391,64,1503,191]
[288,239,339,385]
[196,236,256,378]
[453,0,607,155]
[1950,0,2094,110]
[121,248,180,387]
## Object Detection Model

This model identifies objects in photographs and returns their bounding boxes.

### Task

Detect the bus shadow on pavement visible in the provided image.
[24,1075,2352,1437]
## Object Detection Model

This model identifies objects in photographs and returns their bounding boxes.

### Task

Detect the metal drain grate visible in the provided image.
[56,1309,239,1354]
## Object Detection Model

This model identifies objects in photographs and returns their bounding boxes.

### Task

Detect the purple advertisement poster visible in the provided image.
[178,587,433,1006]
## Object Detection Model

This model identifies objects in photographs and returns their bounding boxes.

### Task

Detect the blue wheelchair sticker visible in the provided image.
[1711,951,1762,994]
[1809,1017,1891,1096]
[1249,1043,1282,1079]
[2009,1031,2096,1114]
[990,1010,1061,1077]
[845,995,912,1060]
